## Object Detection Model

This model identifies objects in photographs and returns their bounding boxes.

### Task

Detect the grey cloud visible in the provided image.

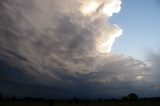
[0,0,159,98]
[147,51,160,82]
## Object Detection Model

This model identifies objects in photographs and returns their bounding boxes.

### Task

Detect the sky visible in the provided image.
[0,0,160,99]
[111,0,160,60]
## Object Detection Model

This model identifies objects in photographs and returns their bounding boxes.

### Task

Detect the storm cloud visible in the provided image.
[0,0,159,98]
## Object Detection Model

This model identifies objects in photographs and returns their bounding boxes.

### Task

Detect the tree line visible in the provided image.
[0,93,160,102]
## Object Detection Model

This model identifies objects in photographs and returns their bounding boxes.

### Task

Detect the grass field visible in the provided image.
[1,100,160,106]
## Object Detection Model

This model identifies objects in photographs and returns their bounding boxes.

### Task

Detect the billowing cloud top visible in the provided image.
[0,0,159,98]
[80,0,123,53]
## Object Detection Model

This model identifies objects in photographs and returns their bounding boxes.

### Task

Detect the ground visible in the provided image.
[1,100,160,106]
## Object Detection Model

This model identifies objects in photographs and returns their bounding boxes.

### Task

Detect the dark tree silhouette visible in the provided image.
[11,96,16,101]
[72,96,80,103]
[122,96,128,100]
[128,93,138,100]
[0,93,2,100]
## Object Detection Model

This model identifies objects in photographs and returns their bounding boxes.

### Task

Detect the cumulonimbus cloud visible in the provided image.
[0,0,157,98]
[0,0,123,74]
